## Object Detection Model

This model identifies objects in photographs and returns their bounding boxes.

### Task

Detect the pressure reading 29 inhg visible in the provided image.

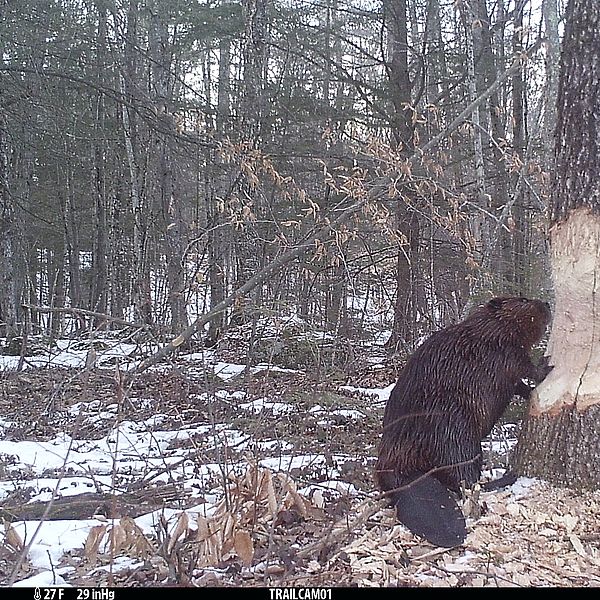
[77,590,115,600]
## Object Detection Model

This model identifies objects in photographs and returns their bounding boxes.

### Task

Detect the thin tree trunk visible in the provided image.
[149,3,188,333]
[505,0,527,292]
[383,0,422,352]
[542,0,560,165]
[458,1,489,293]
[205,34,232,345]
[122,0,153,326]
[0,110,20,339]
[87,3,109,327]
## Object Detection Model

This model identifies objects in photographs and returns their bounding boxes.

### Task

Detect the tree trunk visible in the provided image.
[122,0,153,326]
[458,1,489,291]
[513,0,600,489]
[542,0,560,165]
[229,0,270,327]
[507,0,527,293]
[205,36,232,346]
[149,3,188,333]
[90,2,109,323]
[383,0,421,352]
[0,110,20,340]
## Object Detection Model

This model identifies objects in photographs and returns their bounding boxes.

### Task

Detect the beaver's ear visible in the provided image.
[487,298,504,311]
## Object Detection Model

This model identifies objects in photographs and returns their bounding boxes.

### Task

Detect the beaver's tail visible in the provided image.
[390,472,467,548]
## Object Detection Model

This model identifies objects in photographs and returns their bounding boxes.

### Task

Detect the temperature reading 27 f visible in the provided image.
[35,590,64,600]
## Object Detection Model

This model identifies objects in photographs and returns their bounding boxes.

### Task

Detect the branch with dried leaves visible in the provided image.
[128,42,544,377]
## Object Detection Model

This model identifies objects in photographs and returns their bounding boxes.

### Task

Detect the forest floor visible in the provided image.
[0,333,599,588]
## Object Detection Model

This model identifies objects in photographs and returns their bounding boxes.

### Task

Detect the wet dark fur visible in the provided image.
[376,297,552,545]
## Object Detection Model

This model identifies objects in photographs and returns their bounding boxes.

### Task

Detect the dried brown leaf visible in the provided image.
[221,513,237,556]
[196,515,211,542]
[167,512,190,554]
[83,524,107,563]
[234,530,254,566]
[262,470,278,517]
[107,523,127,555]
[3,521,24,552]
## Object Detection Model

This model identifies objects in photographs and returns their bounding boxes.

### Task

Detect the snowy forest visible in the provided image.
[1,0,599,589]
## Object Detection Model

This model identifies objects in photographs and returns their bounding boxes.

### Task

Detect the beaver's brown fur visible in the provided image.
[376,296,552,546]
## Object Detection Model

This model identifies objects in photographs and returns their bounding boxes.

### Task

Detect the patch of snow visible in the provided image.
[254,440,294,452]
[251,364,299,374]
[331,409,365,420]
[13,570,70,587]
[0,421,243,482]
[259,454,353,478]
[213,362,246,379]
[180,350,216,362]
[510,477,539,499]
[299,480,359,496]
[340,383,395,402]
[0,417,16,436]
[6,518,107,571]
[91,557,145,574]
[484,438,517,454]
[239,398,294,415]
[8,476,109,503]
[308,406,364,420]
[373,330,392,346]
[297,330,335,342]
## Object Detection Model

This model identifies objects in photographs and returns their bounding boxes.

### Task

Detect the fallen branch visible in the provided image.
[0,486,180,522]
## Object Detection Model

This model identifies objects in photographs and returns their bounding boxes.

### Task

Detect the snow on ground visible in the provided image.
[12,570,70,587]
[0,340,143,371]
[0,338,376,586]
[339,383,396,403]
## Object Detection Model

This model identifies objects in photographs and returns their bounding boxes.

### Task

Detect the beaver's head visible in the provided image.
[483,296,552,348]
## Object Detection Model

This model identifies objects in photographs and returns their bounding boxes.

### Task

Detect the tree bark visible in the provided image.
[542,0,560,165]
[122,1,153,326]
[0,107,21,340]
[205,36,232,346]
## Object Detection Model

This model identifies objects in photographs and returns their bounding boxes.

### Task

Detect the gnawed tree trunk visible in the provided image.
[513,0,600,489]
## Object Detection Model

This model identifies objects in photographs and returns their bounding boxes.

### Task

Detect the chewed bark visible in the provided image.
[531,208,600,415]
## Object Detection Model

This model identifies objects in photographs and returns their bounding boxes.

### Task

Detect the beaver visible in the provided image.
[376,296,553,547]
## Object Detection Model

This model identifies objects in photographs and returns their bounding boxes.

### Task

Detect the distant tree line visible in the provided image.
[0,0,562,353]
